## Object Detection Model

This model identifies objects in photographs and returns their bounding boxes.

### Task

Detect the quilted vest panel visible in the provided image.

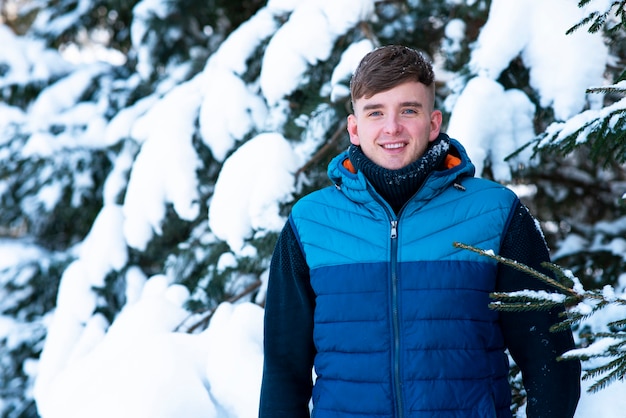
[290,175,518,418]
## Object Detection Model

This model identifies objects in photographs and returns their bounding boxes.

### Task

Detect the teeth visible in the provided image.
[383,143,405,149]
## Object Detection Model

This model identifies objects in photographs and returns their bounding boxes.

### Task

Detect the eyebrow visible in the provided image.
[361,101,424,111]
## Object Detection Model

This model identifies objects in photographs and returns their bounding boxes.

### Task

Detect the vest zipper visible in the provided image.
[370,190,404,417]
[390,219,403,418]
[390,220,398,239]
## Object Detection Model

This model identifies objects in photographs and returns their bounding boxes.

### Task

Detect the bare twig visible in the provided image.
[178,280,263,333]
[295,120,347,180]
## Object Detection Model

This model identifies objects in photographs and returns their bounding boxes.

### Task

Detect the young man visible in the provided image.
[259,45,581,418]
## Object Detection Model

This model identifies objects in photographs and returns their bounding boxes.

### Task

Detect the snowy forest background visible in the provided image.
[0,0,625,417]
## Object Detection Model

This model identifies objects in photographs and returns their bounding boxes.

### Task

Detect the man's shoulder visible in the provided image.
[452,177,519,208]
[460,177,516,194]
[291,185,343,215]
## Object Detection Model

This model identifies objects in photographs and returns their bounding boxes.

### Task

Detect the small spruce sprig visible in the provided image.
[504,0,626,166]
[454,241,626,393]
[568,0,626,37]
[565,332,626,392]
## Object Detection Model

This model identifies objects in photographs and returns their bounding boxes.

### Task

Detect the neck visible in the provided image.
[349,134,450,213]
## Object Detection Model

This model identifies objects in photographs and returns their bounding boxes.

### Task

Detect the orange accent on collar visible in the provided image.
[345,153,460,173]
[343,158,357,173]
[444,154,461,170]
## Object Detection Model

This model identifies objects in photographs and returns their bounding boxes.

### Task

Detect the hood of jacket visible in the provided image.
[327,134,476,206]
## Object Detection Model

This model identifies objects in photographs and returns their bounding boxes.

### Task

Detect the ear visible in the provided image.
[347,114,360,145]
[429,110,443,141]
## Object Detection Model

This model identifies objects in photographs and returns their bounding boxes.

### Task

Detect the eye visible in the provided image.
[368,110,383,117]
[402,108,418,115]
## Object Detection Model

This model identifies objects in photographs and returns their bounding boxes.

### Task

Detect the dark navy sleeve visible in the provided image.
[497,203,581,418]
[259,220,316,418]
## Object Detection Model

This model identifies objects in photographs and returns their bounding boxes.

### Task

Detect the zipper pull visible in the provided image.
[390,220,398,239]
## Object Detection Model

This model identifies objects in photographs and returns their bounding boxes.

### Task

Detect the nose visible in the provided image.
[383,115,401,135]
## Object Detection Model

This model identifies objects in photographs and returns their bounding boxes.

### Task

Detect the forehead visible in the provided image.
[354,81,431,111]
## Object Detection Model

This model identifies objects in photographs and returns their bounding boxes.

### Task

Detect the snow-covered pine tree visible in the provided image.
[0,0,624,416]
[0,0,263,415]
[534,0,626,164]
[456,240,626,395]
[0,1,491,415]
[519,0,626,293]
[467,0,626,396]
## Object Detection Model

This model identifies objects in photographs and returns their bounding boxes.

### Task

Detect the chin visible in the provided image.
[381,162,406,170]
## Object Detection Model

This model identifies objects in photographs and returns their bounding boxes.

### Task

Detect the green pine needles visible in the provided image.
[569,0,626,37]
[521,0,626,166]
[454,241,626,393]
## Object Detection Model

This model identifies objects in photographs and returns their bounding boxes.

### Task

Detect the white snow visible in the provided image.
[0,0,623,417]
[502,289,568,304]
[123,74,204,250]
[447,76,536,181]
[197,6,276,162]
[448,0,609,179]
[260,0,375,106]
[208,132,301,255]
[329,39,375,103]
[466,0,608,121]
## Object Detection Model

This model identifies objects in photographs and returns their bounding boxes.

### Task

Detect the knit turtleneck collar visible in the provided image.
[348,134,450,213]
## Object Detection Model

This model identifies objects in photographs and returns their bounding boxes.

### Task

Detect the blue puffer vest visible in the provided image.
[289,139,519,418]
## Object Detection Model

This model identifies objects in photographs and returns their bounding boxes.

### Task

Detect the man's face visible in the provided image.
[347,81,442,170]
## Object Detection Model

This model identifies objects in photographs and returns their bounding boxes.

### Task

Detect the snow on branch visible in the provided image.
[454,241,626,393]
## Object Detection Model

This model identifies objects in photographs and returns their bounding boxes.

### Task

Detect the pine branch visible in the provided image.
[551,316,584,333]
[488,300,564,312]
[587,85,626,95]
[568,0,626,35]
[588,371,624,393]
[530,103,626,166]
[461,0,626,396]
[608,318,626,328]
[584,356,626,393]
[489,292,567,312]
[454,241,626,393]
[574,336,626,362]
[592,332,626,341]
[583,359,619,379]
[453,242,580,298]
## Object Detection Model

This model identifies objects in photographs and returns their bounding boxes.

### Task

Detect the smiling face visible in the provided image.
[347,81,442,170]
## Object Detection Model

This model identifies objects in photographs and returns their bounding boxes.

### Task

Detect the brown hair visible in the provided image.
[349,45,435,108]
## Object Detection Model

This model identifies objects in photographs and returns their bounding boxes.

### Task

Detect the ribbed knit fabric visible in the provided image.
[348,133,450,213]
